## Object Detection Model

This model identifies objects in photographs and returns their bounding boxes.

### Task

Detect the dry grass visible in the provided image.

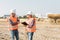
[0,19,60,40]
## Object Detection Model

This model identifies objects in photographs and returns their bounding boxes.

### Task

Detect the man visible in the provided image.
[8,9,20,40]
[25,11,36,40]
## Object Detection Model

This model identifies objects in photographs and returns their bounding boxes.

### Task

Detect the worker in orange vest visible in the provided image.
[24,11,36,40]
[8,9,20,40]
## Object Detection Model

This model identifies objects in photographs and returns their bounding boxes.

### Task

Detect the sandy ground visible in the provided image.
[0,19,60,40]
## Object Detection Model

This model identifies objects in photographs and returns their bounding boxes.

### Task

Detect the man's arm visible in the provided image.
[17,17,20,24]
[28,19,35,28]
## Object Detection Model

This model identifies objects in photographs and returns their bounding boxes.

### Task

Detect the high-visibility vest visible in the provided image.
[9,16,18,30]
[26,18,36,32]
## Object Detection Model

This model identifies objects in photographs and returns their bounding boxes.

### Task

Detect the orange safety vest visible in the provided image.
[8,16,18,30]
[26,18,36,32]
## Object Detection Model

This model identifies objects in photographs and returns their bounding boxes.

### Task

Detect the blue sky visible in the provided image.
[0,0,60,17]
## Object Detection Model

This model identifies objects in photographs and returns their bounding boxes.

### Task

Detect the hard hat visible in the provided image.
[10,9,16,13]
[26,11,32,15]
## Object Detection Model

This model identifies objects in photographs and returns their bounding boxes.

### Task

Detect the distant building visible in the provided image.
[3,15,10,19]
[35,13,47,18]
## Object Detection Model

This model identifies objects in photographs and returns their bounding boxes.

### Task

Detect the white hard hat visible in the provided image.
[10,9,16,13]
[26,11,32,15]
